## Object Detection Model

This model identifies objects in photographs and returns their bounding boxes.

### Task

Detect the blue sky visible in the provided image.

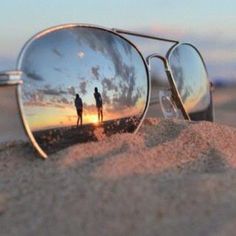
[1,0,236,81]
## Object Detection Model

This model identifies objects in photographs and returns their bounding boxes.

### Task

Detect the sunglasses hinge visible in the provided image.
[0,71,23,86]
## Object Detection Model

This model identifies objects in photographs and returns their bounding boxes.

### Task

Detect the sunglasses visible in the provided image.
[0,24,214,158]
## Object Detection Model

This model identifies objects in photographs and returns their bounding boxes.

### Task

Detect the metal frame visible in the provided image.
[0,23,211,158]
[166,42,213,120]
[112,28,179,44]
[145,53,190,120]
[0,71,22,86]
[114,28,191,119]
[16,23,151,158]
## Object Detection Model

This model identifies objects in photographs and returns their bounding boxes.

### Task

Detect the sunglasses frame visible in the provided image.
[0,23,212,159]
[166,42,213,120]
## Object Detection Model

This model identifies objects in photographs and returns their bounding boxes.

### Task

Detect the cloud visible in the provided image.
[23,83,74,109]
[91,66,100,80]
[23,92,72,109]
[25,71,44,81]
[114,65,143,108]
[112,82,142,111]
[54,67,63,73]
[52,48,63,58]
[79,81,87,95]
[101,90,111,105]
[73,28,134,80]
[59,97,70,104]
[38,87,67,96]
[101,67,144,111]
[67,86,76,96]
[71,28,149,106]
[102,78,118,92]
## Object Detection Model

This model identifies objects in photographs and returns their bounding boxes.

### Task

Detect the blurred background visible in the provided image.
[1,0,235,127]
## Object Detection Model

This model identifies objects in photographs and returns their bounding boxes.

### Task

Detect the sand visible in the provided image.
[213,86,236,128]
[0,118,236,236]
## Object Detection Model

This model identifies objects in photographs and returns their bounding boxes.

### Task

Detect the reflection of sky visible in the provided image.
[20,27,147,130]
[169,45,210,113]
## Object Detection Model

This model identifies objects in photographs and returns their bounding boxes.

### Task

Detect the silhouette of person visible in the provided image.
[94,87,103,123]
[74,93,83,127]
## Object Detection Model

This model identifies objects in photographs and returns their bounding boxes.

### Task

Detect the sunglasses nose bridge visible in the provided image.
[146,54,170,71]
[146,54,190,120]
[145,54,187,120]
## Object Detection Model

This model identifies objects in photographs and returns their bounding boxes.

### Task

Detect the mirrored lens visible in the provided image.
[17,26,148,154]
[168,44,213,121]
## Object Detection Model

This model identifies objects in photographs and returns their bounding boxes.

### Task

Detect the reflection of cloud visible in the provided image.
[71,28,146,112]
[23,83,75,109]
[73,28,133,80]
[102,90,111,105]
[113,87,142,110]
[79,81,87,95]
[53,48,63,58]
[77,76,85,81]
[68,86,76,96]
[38,87,67,96]
[115,66,142,108]
[59,97,70,104]
[26,71,44,81]
[102,78,118,91]
[23,90,43,104]
[101,77,118,105]
[91,66,100,80]
[54,67,63,73]
[23,92,71,108]
[100,67,143,111]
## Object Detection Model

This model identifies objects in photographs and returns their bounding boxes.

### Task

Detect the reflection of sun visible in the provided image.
[86,114,98,124]
[77,51,85,58]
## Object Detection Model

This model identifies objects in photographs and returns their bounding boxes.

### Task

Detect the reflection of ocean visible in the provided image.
[33,116,141,154]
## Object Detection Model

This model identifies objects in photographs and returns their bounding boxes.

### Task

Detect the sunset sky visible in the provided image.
[1,0,236,82]
[20,26,147,130]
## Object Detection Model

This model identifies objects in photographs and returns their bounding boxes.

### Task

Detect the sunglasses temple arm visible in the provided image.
[0,71,29,148]
[165,69,190,120]
[112,28,179,44]
[0,71,22,86]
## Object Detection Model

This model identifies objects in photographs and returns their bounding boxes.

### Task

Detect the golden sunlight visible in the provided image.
[85,114,98,124]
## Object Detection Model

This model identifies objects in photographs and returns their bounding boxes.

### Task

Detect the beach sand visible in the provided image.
[1,117,236,236]
[213,86,236,128]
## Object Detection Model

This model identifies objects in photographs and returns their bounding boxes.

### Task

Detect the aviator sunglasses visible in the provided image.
[0,24,214,158]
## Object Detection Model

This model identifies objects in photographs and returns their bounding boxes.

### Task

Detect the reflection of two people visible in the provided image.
[75,87,103,127]
[94,87,103,123]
